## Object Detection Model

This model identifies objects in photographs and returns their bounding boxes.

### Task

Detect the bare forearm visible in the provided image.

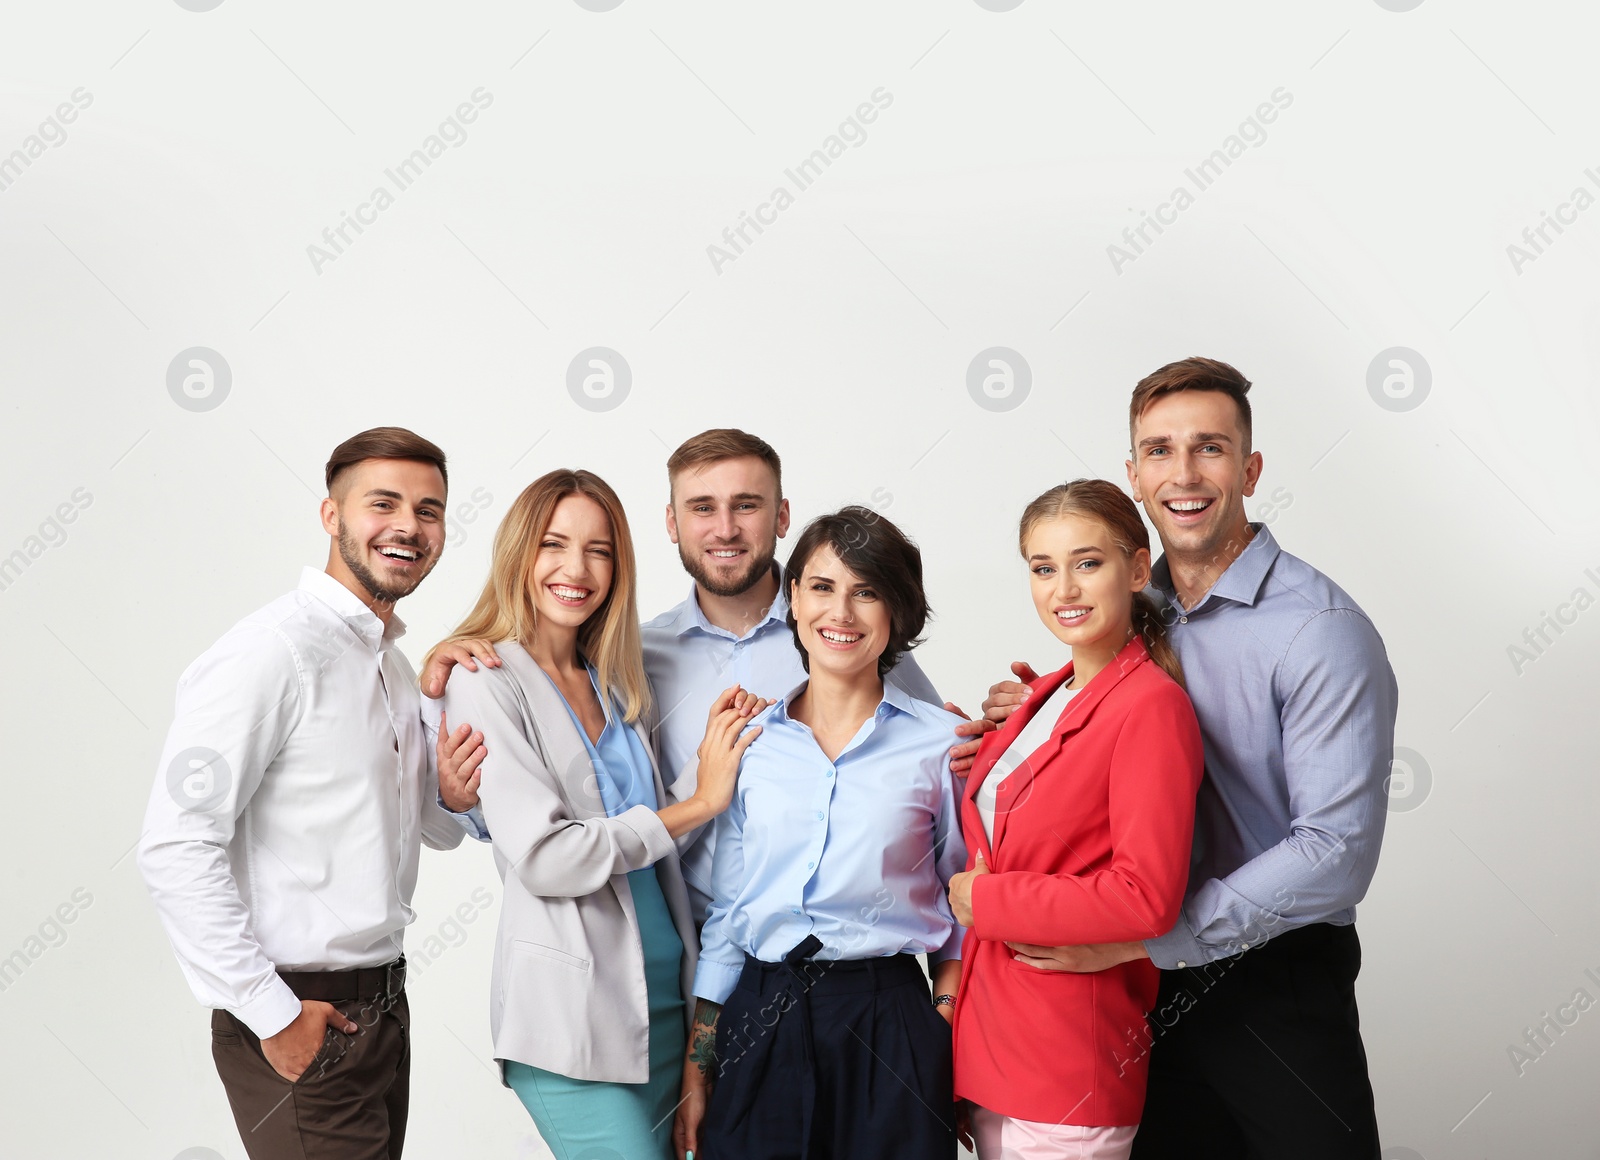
[658,797,717,841]
[931,958,961,998]
[687,997,721,1077]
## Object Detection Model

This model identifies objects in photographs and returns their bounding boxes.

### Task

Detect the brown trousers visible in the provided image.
[211,991,410,1160]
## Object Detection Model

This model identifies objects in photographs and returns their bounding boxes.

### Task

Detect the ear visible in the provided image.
[319,496,339,537]
[1129,546,1152,592]
[1125,455,1143,503]
[1241,450,1264,499]
[776,497,792,539]
[664,501,679,545]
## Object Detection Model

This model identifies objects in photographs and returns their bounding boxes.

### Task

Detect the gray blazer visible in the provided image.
[439,641,699,1084]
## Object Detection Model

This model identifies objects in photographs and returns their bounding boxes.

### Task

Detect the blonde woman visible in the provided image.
[423,468,766,1158]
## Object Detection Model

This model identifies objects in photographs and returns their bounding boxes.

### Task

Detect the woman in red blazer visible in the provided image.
[947,479,1203,1159]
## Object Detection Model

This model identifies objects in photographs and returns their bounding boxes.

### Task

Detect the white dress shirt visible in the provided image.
[139,567,464,1039]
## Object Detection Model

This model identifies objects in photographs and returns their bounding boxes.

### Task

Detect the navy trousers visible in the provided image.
[701,940,956,1160]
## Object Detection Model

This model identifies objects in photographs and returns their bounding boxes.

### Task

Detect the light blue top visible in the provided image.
[692,679,968,1004]
[1142,523,1399,970]
[640,564,941,922]
[539,661,659,817]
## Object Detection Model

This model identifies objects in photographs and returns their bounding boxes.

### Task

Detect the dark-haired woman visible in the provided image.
[945,480,1204,1159]
[675,507,967,1160]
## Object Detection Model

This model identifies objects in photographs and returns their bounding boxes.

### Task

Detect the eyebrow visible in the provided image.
[1028,546,1102,562]
[805,572,869,587]
[1136,431,1235,451]
[681,492,768,505]
[542,530,614,546]
[365,488,445,508]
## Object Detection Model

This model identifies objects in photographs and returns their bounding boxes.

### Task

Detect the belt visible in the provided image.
[277,956,406,1003]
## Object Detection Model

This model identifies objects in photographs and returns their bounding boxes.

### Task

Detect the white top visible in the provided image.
[975,682,1080,844]
[138,567,465,1039]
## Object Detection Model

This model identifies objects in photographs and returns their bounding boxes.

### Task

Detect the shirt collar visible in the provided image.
[1151,522,1280,612]
[297,566,406,648]
[771,674,917,725]
[671,560,788,642]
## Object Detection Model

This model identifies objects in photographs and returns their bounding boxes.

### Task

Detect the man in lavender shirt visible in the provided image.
[982,359,1398,1159]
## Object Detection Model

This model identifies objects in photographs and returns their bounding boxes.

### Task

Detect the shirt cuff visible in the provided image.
[232,977,304,1040]
[1144,913,1208,971]
[692,958,743,1005]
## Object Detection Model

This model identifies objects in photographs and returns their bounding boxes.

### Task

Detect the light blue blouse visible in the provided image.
[693,679,968,1005]
[538,661,658,817]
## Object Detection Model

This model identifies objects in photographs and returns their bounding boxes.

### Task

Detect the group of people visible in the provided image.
[139,355,1400,1160]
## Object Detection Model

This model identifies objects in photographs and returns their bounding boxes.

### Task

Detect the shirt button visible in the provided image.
[791,907,802,915]
[1178,616,1188,624]
[827,768,835,778]
[807,861,816,870]
[1177,960,1188,969]
[815,810,824,820]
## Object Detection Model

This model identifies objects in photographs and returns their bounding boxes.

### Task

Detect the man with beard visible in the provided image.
[430,429,987,920]
[139,427,487,1160]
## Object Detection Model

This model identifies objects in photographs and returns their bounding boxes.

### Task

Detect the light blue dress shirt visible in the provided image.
[541,662,658,817]
[641,566,940,922]
[1142,524,1399,970]
[692,679,968,1005]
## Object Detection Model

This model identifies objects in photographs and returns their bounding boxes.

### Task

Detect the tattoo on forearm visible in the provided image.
[688,998,721,1076]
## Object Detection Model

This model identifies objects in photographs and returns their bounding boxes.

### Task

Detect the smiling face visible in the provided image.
[1126,389,1262,563]
[1025,513,1150,651]
[530,493,615,632]
[788,544,891,684]
[321,457,447,606]
[667,455,790,597]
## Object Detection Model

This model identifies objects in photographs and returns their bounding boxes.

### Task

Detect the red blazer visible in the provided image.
[951,636,1203,1126]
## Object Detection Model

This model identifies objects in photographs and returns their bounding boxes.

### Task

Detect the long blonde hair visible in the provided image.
[425,469,652,722]
[1018,478,1185,689]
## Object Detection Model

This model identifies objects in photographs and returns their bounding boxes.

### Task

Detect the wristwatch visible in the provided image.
[932,994,956,1009]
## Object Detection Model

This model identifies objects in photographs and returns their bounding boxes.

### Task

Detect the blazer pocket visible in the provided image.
[514,939,592,973]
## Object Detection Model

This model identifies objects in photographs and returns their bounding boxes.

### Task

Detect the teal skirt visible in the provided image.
[504,866,686,1159]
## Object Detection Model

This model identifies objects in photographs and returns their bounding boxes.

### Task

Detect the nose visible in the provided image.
[711,507,738,541]
[1170,448,1203,488]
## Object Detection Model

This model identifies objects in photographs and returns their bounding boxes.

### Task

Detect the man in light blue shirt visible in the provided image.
[429,430,965,923]
[985,360,1398,1159]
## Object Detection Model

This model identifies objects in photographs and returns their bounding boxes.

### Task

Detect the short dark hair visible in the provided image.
[324,427,448,496]
[666,428,782,501]
[1128,357,1253,450]
[783,506,929,681]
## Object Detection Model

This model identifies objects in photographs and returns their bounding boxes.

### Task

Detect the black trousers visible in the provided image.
[1130,923,1380,1160]
[702,942,956,1160]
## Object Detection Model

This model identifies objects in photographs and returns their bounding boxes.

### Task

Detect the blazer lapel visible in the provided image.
[509,647,605,819]
[966,662,1075,858]
[982,636,1155,853]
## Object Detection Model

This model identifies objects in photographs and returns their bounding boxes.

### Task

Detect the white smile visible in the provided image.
[550,584,590,601]
[1056,608,1090,622]
[1164,498,1213,513]
[819,628,862,644]
[708,549,744,559]
[378,546,420,562]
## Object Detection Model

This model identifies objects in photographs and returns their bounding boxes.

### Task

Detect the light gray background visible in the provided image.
[2,1,1596,1157]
